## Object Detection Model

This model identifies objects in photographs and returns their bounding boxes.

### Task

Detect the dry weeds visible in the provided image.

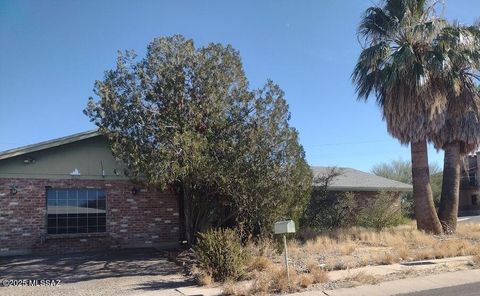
[220,223,480,294]
[287,223,480,271]
[344,271,380,286]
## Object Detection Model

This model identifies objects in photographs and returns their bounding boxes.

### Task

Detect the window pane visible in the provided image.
[47,218,57,228]
[47,189,106,234]
[57,218,67,227]
[57,227,68,234]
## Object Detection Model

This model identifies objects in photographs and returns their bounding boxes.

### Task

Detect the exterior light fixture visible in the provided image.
[10,185,18,195]
[23,157,36,164]
[131,187,139,196]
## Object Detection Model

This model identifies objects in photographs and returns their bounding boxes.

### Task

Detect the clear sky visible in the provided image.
[1,0,479,172]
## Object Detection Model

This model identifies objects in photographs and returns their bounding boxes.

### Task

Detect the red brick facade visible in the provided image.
[0,178,180,256]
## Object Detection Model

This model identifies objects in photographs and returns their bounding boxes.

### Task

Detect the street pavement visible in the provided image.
[458,215,480,224]
[397,282,480,296]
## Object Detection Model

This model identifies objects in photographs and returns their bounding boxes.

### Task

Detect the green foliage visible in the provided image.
[352,0,448,144]
[194,229,248,282]
[371,159,442,217]
[300,168,357,232]
[84,35,312,239]
[357,191,407,231]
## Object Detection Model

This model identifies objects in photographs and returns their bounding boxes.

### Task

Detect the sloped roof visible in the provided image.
[311,166,413,192]
[0,130,101,161]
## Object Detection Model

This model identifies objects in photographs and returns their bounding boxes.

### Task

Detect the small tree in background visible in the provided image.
[85,35,312,244]
[371,159,442,217]
[357,191,406,230]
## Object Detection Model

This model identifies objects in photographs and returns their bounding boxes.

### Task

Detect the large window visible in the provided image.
[47,188,106,234]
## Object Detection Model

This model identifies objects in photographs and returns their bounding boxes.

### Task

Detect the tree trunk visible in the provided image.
[438,142,461,234]
[411,140,443,234]
[182,181,192,247]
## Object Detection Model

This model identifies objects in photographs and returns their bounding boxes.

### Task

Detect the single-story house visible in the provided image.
[0,131,413,256]
[0,130,181,256]
[311,166,413,208]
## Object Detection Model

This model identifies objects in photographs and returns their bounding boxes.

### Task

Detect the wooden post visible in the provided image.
[283,234,290,284]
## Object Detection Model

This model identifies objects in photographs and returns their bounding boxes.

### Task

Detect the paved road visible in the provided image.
[458,215,480,224]
[397,282,480,296]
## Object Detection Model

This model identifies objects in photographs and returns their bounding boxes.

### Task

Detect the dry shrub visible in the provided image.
[305,259,329,283]
[195,229,248,282]
[304,236,335,254]
[222,280,247,296]
[248,256,272,272]
[310,268,329,283]
[345,272,380,286]
[298,273,315,288]
[191,266,214,286]
[457,224,480,241]
[372,251,399,265]
[268,267,299,293]
[472,255,480,267]
[339,240,356,255]
[248,266,299,294]
[245,237,278,258]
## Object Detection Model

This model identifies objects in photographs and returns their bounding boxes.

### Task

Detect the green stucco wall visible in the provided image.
[0,136,129,180]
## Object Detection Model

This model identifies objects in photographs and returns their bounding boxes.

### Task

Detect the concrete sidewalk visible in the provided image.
[292,269,480,296]
[327,256,472,281]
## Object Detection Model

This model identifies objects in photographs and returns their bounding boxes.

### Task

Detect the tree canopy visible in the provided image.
[85,35,312,240]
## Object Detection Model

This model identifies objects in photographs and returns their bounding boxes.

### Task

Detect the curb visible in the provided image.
[293,269,480,296]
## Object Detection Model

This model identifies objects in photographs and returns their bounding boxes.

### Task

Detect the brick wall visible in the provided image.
[0,178,180,256]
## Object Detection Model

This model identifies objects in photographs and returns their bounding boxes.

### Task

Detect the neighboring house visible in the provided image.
[0,130,180,256]
[311,166,413,208]
[460,153,480,216]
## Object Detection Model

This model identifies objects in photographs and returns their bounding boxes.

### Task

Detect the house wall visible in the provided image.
[458,153,480,216]
[0,136,128,180]
[459,188,480,216]
[0,178,180,256]
[0,136,181,256]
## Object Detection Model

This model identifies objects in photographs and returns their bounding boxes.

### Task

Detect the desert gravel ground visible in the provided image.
[0,248,194,296]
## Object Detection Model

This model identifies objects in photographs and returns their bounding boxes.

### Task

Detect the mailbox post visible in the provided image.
[274,220,296,284]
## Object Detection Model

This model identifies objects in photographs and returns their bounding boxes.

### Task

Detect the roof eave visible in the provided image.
[0,130,101,161]
[324,185,413,192]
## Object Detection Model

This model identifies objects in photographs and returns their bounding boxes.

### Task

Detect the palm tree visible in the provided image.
[352,0,446,234]
[431,24,480,234]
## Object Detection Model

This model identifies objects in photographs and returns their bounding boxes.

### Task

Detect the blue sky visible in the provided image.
[1,0,479,172]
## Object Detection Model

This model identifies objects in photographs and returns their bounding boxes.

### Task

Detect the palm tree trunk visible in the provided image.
[438,142,461,234]
[411,140,443,234]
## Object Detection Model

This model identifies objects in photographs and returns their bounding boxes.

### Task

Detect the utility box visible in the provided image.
[274,220,296,234]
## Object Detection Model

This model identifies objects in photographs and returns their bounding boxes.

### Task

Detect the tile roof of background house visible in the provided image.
[311,166,413,192]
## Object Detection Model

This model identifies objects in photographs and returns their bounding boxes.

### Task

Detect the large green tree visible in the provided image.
[431,24,480,233]
[84,35,312,244]
[352,0,447,234]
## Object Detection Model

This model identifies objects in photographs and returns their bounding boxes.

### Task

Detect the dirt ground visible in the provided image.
[0,248,194,296]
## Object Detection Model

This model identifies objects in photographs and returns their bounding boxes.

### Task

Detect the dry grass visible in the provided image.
[471,255,480,267]
[287,223,480,271]
[192,266,214,286]
[247,256,271,272]
[344,272,380,286]
[248,266,300,294]
[219,223,480,294]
